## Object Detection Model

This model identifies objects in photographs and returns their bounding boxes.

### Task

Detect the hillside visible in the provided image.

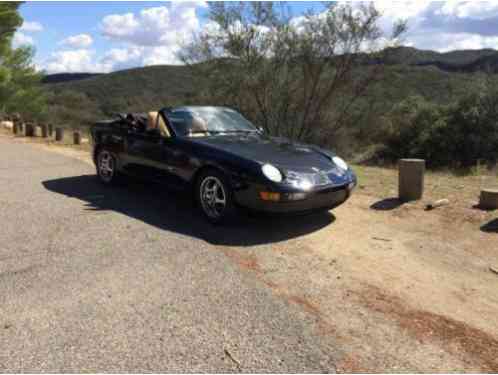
[41,73,102,84]
[379,46,498,67]
[41,46,498,131]
[44,65,198,127]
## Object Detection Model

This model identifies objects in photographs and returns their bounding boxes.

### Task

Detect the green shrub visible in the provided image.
[382,90,498,168]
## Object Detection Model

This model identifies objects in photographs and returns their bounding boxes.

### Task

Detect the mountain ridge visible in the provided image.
[41,46,498,85]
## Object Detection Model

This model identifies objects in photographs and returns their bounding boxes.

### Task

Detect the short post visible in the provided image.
[55,127,64,142]
[13,122,18,134]
[399,158,425,202]
[25,123,35,137]
[48,124,53,137]
[73,130,81,145]
[19,122,24,133]
[479,188,498,210]
[40,124,48,138]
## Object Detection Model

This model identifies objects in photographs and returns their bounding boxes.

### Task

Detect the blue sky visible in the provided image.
[14,1,498,74]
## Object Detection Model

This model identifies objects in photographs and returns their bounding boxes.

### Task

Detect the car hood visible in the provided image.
[189,133,335,173]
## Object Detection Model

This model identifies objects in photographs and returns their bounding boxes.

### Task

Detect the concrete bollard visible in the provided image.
[73,131,81,145]
[25,123,35,137]
[48,124,53,137]
[480,188,498,210]
[19,122,24,133]
[399,159,425,202]
[55,127,64,141]
[40,124,48,138]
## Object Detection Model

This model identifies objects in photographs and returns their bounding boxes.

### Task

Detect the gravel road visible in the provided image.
[0,136,339,372]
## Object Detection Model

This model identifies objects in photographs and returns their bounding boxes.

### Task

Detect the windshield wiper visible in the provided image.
[214,130,257,134]
[186,129,257,136]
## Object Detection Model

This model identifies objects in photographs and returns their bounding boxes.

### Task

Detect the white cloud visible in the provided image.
[60,34,94,48]
[438,1,498,20]
[100,47,143,71]
[101,3,205,46]
[20,21,44,33]
[40,1,498,73]
[43,44,185,74]
[374,1,433,21]
[44,49,103,73]
[100,45,183,71]
[85,2,206,72]
[368,1,498,52]
[409,31,498,52]
[101,13,140,39]
[12,32,34,48]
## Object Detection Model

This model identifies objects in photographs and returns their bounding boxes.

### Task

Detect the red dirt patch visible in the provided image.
[288,295,321,316]
[221,250,262,273]
[357,284,498,372]
[336,353,370,373]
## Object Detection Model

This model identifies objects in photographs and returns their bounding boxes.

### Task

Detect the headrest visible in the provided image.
[189,116,208,134]
[147,112,159,130]
[147,111,171,138]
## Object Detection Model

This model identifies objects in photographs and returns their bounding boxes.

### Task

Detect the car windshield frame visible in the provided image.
[164,107,259,137]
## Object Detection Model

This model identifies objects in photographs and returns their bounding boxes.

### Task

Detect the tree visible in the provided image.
[181,2,406,145]
[0,2,45,120]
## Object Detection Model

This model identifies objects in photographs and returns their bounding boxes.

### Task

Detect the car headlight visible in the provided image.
[332,156,348,171]
[262,164,283,183]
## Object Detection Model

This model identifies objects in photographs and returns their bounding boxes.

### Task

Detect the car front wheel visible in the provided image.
[196,170,236,224]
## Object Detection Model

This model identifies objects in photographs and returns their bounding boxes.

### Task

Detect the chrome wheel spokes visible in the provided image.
[98,151,114,182]
[200,176,226,219]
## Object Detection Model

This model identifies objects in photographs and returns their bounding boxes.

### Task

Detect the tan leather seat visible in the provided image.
[147,112,171,138]
[188,116,208,137]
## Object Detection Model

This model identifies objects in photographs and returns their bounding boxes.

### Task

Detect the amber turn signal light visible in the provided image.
[259,192,281,202]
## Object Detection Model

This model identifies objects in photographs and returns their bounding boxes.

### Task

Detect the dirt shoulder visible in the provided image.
[221,180,498,372]
[3,130,498,372]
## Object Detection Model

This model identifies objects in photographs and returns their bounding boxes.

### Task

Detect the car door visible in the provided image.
[123,130,167,182]
[159,137,192,189]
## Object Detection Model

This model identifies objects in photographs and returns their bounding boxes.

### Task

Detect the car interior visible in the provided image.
[119,111,213,139]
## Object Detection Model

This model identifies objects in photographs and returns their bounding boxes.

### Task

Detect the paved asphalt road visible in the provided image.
[0,137,338,372]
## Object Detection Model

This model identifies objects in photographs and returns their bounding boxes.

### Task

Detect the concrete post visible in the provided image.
[48,124,53,137]
[73,131,81,145]
[480,189,498,210]
[25,123,35,137]
[40,124,48,138]
[399,158,425,202]
[55,127,64,141]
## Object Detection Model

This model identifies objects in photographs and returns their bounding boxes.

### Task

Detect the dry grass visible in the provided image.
[353,163,498,225]
[354,164,498,203]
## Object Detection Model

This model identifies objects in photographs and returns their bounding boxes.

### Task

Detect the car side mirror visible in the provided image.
[258,127,264,133]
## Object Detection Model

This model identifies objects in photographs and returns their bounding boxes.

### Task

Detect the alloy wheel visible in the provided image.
[199,176,227,219]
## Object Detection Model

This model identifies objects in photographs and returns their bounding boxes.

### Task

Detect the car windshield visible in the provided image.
[167,107,258,137]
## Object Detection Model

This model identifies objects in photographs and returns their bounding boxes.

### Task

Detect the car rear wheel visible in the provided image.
[96,149,119,185]
[196,170,236,224]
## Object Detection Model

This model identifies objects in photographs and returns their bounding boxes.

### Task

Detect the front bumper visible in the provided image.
[234,181,355,214]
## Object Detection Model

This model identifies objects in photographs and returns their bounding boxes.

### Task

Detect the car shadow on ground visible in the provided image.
[481,218,498,233]
[370,197,403,211]
[42,175,335,247]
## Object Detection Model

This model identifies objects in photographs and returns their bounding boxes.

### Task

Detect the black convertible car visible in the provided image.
[91,106,357,223]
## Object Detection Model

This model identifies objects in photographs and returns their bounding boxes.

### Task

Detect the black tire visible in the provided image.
[195,169,237,224]
[96,148,121,186]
